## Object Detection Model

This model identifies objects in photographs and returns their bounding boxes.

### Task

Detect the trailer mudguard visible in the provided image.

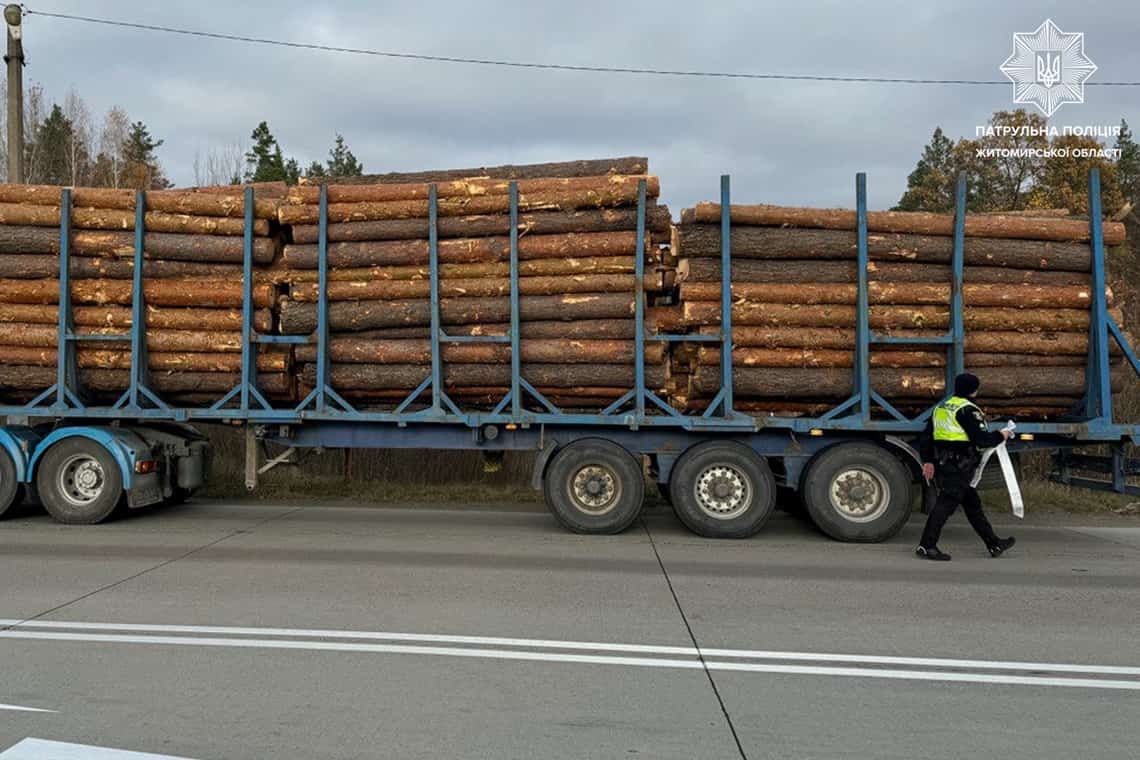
[0,426,41,482]
[27,426,153,490]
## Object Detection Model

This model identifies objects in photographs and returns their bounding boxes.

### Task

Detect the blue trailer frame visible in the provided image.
[1,169,1137,501]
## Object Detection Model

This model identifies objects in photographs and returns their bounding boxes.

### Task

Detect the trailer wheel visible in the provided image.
[543,440,644,534]
[669,442,776,538]
[0,450,21,518]
[36,439,123,525]
[801,443,913,543]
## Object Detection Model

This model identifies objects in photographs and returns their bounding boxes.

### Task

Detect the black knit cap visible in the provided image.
[954,372,981,397]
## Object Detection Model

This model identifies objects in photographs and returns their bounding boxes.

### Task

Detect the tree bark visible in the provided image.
[282,231,644,269]
[274,256,642,283]
[279,293,636,333]
[0,278,274,307]
[288,205,673,243]
[690,366,1121,399]
[299,157,649,185]
[0,304,272,331]
[0,203,270,235]
[278,182,659,225]
[679,301,1118,331]
[346,319,639,340]
[0,185,279,218]
[294,338,664,365]
[0,226,278,263]
[289,274,657,301]
[713,326,1099,355]
[0,366,290,394]
[684,204,1127,245]
[4,323,252,352]
[287,174,658,205]
[299,362,667,390]
[678,257,1092,286]
[673,224,1093,271]
[679,282,1105,309]
[0,347,285,372]
[694,347,1091,369]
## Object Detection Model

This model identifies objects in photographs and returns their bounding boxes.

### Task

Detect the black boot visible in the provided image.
[916,546,952,561]
[988,536,1016,558]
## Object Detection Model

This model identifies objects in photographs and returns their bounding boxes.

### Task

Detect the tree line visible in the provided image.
[896,109,1140,216]
[0,80,365,189]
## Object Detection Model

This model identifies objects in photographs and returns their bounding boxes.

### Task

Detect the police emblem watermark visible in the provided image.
[999,19,1096,117]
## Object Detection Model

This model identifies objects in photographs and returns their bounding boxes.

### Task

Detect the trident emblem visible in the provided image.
[1036,52,1062,87]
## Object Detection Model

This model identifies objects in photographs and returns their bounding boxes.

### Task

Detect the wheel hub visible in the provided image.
[694,465,751,520]
[829,468,890,523]
[59,455,106,507]
[570,465,620,515]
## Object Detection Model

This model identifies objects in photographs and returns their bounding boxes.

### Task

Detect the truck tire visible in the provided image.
[0,450,21,518]
[543,439,644,534]
[669,441,776,538]
[801,442,914,543]
[36,439,124,525]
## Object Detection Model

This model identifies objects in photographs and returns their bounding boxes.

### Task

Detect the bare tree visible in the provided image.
[194,142,244,186]
[21,82,47,184]
[0,71,8,182]
[63,88,94,186]
[96,105,130,188]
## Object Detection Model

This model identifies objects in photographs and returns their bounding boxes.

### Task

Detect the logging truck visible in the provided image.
[0,167,1136,540]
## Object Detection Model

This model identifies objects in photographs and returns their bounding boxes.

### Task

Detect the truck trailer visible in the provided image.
[0,169,1136,541]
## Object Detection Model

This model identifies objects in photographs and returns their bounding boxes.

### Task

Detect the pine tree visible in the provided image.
[244,121,288,183]
[1116,119,1140,205]
[29,104,74,185]
[894,127,957,212]
[120,121,169,189]
[306,160,326,178]
[326,134,363,177]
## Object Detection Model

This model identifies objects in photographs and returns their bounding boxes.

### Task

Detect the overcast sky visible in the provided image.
[10,0,1140,213]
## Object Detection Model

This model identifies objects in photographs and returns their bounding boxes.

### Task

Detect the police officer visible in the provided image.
[916,372,1017,561]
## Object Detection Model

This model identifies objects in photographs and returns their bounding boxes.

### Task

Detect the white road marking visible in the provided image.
[1,628,1140,691]
[0,703,56,714]
[0,738,194,759]
[2,618,1138,677]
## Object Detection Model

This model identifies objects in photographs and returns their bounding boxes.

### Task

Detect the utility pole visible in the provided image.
[4,4,23,183]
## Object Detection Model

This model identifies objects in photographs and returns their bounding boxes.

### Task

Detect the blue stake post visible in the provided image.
[855,173,870,423]
[509,182,521,420]
[720,175,734,415]
[428,184,443,412]
[634,179,647,421]
[315,183,331,413]
[54,188,77,409]
[949,173,967,384]
[1087,169,1112,423]
[239,186,256,412]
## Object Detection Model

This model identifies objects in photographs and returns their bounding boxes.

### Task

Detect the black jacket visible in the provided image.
[919,401,1006,466]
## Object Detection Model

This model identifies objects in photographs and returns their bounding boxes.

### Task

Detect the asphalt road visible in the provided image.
[1,500,1139,760]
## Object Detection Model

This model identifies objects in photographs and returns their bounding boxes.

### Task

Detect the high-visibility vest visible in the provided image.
[933,396,980,442]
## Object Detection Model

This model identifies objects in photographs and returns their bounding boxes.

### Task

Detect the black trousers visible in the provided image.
[919,462,1000,549]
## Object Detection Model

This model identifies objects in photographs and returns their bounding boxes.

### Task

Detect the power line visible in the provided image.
[22,7,1140,86]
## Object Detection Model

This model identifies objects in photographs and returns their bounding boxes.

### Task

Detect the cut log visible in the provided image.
[694,347,1091,369]
[0,255,253,281]
[684,204,1127,245]
[278,293,636,333]
[288,205,673,243]
[347,319,638,340]
[289,274,656,302]
[714,327,1100,355]
[4,323,250,352]
[278,181,659,225]
[299,362,667,390]
[673,224,1092,271]
[0,185,279,219]
[298,157,649,185]
[0,347,285,372]
[0,366,290,395]
[273,256,642,283]
[678,282,1105,309]
[0,203,270,235]
[0,278,274,308]
[679,258,1092,286]
[680,301,1119,331]
[0,226,278,263]
[295,338,664,365]
[0,304,272,332]
[287,174,658,205]
[690,366,1122,399]
[282,231,644,269]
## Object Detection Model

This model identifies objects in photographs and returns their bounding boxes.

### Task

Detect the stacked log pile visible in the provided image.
[0,183,290,403]
[668,203,1130,418]
[274,158,674,409]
